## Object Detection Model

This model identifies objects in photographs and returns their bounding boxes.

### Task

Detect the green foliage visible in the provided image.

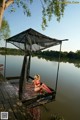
[34,50,80,60]
[0,48,80,68]
[9,0,67,30]
[76,50,80,55]
[33,50,80,68]
[41,0,67,29]
[10,0,33,16]
[0,47,24,55]
[0,18,10,40]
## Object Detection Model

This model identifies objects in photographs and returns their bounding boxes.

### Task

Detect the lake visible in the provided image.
[0,55,80,120]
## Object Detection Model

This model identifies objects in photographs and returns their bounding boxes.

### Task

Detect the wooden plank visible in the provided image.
[9,99,24,120]
[0,83,9,100]
[3,82,18,99]
[8,92,33,120]
[0,101,4,112]
[2,100,16,120]
[0,81,25,119]
[0,82,31,120]
[0,73,5,82]
[0,82,18,119]
[8,99,30,120]
[6,75,34,80]
[0,87,5,101]
[0,75,44,119]
[0,74,35,120]
[6,76,20,80]
[0,82,18,101]
[9,79,19,84]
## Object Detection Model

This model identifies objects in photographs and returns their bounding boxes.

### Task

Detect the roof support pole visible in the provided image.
[4,40,7,80]
[55,41,62,93]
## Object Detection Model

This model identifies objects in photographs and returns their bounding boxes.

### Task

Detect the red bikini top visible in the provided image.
[34,80,41,86]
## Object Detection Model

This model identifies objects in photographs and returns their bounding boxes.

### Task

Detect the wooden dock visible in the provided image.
[0,73,40,120]
[0,72,55,120]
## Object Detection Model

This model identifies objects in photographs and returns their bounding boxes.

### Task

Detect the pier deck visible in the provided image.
[0,73,39,120]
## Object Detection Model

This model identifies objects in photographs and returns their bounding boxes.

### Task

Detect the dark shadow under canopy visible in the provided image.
[6,28,68,52]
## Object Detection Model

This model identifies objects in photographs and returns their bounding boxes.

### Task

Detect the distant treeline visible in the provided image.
[0,47,80,68]
[34,50,80,60]
[0,47,24,55]
[0,47,80,60]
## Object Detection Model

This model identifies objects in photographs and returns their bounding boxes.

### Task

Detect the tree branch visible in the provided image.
[5,0,14,9]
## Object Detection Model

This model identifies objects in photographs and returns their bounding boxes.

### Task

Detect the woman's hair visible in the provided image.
[34,74,40,80]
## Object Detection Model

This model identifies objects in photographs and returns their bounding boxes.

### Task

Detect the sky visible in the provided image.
[0,0,80,52]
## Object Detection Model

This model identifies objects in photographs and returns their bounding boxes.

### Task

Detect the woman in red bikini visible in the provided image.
[32,74,52,94]
[32,75,41,92]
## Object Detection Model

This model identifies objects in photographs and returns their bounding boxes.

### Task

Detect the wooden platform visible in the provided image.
[11,81,37,100]
[0,72,55,119]
[0,73,40,120]
[0,81,33,120]
[10,79,56,106]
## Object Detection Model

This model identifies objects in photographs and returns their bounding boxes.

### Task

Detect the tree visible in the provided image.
[0,18,10,40]
[0,17,10,67]
[0,0,67,29]
[0,0,14,29]
[0,0,12,41]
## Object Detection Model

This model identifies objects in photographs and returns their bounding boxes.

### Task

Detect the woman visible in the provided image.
[32,74,52,94]
[32,74,41,92]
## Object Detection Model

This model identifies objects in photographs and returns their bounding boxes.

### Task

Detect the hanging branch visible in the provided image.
[5,0,14,9]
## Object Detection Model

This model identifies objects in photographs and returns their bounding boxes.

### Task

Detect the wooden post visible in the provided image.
[4,40,7,80]
[19,53,27,100]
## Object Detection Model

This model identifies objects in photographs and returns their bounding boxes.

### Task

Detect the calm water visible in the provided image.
[0,55,80,120]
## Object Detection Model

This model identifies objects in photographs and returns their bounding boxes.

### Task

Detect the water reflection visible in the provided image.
[26,107,41,120]
[37,55,80,68]
[74,62,80,68]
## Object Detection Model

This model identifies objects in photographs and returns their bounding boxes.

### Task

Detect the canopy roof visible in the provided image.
[6,28,68,52]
